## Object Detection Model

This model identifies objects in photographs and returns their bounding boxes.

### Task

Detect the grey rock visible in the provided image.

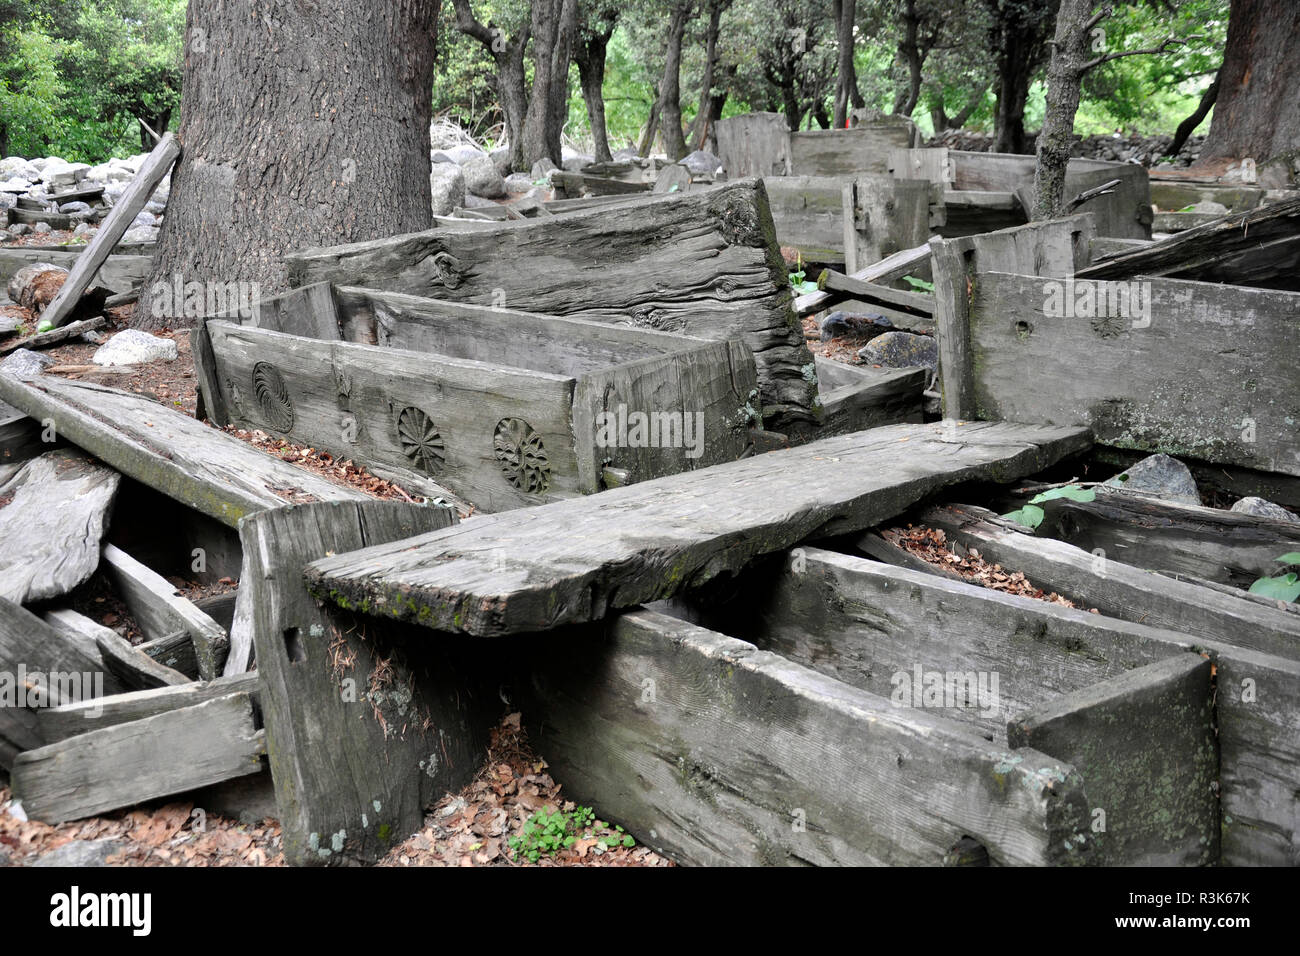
[612,147,639,161]
[503,172,535,195]
[461,192,497,208]
[121,226,158,244]
[857,330,938,371]
[0,156,39,180]
[1230,496,1299,523]
[92,329,178,367]
[131,210,158,229]
[430,151,457,165]
[1,349,55,379]
[682,149,722,177]
[30,839,129,867]
[58,200,92,215]
[7,223,28,237]
[530,158,558,180]
[1104,453,1200,505]
[429,162,466,216]
[820,310,892,341]
[462,155,507,199]
[443,144,488,165]
[562,155,594,172]
[490,146,512,176]
[32,222,51,235]
[0,177,33,193]
[72,222,95,237]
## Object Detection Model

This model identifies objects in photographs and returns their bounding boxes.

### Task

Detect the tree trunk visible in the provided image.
[516,0,579,170]
[687,0,726,151]
[986,0,1055,154]
[831,0,862,128]
[1199,0,1300,174]
[451,0,529,154]
[575,19,617,163]
[892,0,923,117]
[638,89,661,156]
[1169,71,1218,158]
[142,0,440,330]
[656,3,694,160]
[1033,0,1090,220]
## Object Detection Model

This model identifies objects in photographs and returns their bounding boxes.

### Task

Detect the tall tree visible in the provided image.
[831,0,862,127]
[517,0,579,167]
[1198,0,1300,179]
[647,0,696,158]
[575,0,618,162]
[984,0,1058,153]
[142,0,441,329]
[450,0,530,163]
[687,0,729,150]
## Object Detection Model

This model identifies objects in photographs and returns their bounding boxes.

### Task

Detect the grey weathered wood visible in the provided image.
[795,242,932,316]
[39,134,179,329]
[0,316,109,357]
[522,608,1094,866]
[967,272,1300,476]
[840,176,932,273]
[38,672,259,744]
[239,500,497,865]
[11,692,264,823]
[918,502,1300,660]
[762,175,855,263]
[652,164,691,194]
[0,449,119,604]
[888,147,953,185]
[283,180,820,432]
[814,359,924,435]
[136,630,197,679]
[0,249,150,296]
[0,374,369,527]
[1079,193,1300,286]
[1034,488,1300,588]
[1008,654,1218,866]
[715,112,791,178]
[101,544,229,681]
[931,215,1095,420]
[788,122,916,177]
[816,269,933,319]
[305,420,1091,637]
[551,170,650,198]
[44,609,188,692]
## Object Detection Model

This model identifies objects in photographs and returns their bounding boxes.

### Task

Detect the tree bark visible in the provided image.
[831,0,863,128]
[1199,0,1300,173]
[656,2,694,160]
[142,0,440,330]
[575,15,617,162]
[985,0,1056,154]
[892,0,924,117]
[687,0,727,151]
[451,0,529,155]
[1169,71,1218,158]
[1033,0,1091,219]
[517,0,579,170]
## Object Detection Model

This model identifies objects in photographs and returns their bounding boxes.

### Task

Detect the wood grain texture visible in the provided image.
[788,123,916,177]
[715,112,791,178]
[239,500,498,865]
[967,272,1300,476]
[283,180,820,432]
[0,374,368,527]
[0,449,119,604]
[43,608,189,691]
[304,420,1092,637]
[11,692,264,823]
[814,360,924,436]
[919,502,1300,660]
[521,608,1094,865]
[841,176,932,273]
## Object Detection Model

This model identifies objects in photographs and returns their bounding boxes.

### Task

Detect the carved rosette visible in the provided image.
[252,361,294,433]
[493,417,549,494]
[396,406,446,474]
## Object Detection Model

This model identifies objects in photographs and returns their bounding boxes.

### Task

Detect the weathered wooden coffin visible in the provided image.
[197,282,759,512]
[715,112,919,180]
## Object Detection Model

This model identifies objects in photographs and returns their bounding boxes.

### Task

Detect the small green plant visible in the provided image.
[1248,553,1300,603]
[1003,484,1096,529]
[901,274,935,293]
[788,253,818,294]
[507,804,635,862]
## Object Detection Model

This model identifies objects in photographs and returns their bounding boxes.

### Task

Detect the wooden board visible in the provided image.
[0,317,108,357]
[38,134,179,329]
[966,272,1300,476]
[814,360,924,436]
[930,215,1095,421]
[0,374,369,527]
[11,692,264,823]
[283,180,820,433]
[715,112,791,178]
[841,176,933,274]
[0,449,119,604]
[788,122,916,177]
[1008,654,1218,866]
[239,500,497,865]
[101,544,228,681]
[520,608,1095,866]
[44,608,189,691]
[0,249,149,297]
[304,420,1091,637]
[795,242,932,316]
[762,175,854,263]
[918,503,1300,660]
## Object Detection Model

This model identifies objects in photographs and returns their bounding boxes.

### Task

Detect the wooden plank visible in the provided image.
[238,500,497,865]
[0,449,119,604]
[1008,655,1218,866]
[762,175,853,263]
[305,420,1092,637]
[136,630,197,679]
[652,164,691,195]
[0,374,369,527]
[550,171,650,197]
[918,502,1300,660]
[816,270,933,317]
[521,608,1095,866]
[795,242,932,316]
[283,180,820,433]
[1034,488,1300,588]
[44,609,189,691]
[0,249,150,296]
[788,122,915,177]
[38,673,259,744]
[11,692,264,823]
[815,361,924,436]
[101,544,229,681]
[39,133,179,329]
[928,214,1096,421]
[0,399,43,467]
[715,112,791,178]
[0,316,108,357]
[888,147,953,185]
[841,176,932,273]
[967,272,1300,476]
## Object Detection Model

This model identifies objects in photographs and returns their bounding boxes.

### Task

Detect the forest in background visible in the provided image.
[0,0,1225,164]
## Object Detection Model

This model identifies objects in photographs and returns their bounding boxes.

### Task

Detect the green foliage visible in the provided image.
[507,804,635,862]
[901,275,934,293]
[0,20,67,156]
[1002,504,1045,529]
[1003,485,1095,528]
[1248,554,1300,603]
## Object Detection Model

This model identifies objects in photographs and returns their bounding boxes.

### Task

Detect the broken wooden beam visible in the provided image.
[304,420,1091,637]
[10,691,264,823]
[38,133,179,329]
[0,449,119,604]
[0,374,369,527]
[794,242,932,316]
[814,359,924,436]
[550,170,650,197]
[816,269,934,318]
[0,316,109,357]
[44,609,189,692]
[283,180,821,432]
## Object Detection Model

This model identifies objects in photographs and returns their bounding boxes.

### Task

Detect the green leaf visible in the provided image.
[901,275,935,293]
[1029,485,1096,505]
[1002,504,1045,529]
[1274,553,1300,566]
[622,835,635,847]
[1248,575,1300,602]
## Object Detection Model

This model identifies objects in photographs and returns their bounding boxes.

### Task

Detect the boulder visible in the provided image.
[503,172,535,195]
[612,147,639,161]
[1230,496,1299,523]
[490,146,512,176]
[562,155,594,172]
[429,162,466,216]
[530,157,558,180]
[0,156,39,180]
[121,226,158,244]
[58,200,92,215]
[0,177,33,193]
[682,150,722,177]
[462,154,507,199]
[442,144,488,165]
[461,192,497,208]
[32,222,52,235]
[6,223,28,237]
[857,330,938,371]
[1104,453,1200,505]
[1,349,55,379]
[93,329,178,367]
[132,210,158,229]
[30,839,129,868]
[821,311,892,341]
